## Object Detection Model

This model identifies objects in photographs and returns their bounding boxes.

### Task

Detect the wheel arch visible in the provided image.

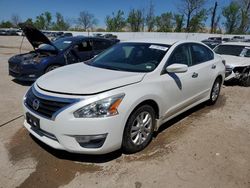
[126,99,160,121]
[44,63,62,73]
[216,74,223,83]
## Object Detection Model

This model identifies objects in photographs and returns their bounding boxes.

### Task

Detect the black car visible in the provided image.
[9,25,118,81]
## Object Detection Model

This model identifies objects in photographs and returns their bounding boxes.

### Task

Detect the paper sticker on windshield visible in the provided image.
[149,45,168,51]
[63,41,72,44]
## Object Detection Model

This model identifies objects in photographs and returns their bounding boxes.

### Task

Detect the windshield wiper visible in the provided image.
[101,65,123,71]
[92,64,123,71]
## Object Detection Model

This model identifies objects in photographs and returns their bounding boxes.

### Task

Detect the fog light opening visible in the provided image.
[75,134,107,148]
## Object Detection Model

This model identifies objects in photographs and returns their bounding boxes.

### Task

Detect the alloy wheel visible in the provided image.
[130,111,152,145]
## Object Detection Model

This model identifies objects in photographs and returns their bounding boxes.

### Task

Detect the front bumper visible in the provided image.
[225,69,235,81]
[23,102,125,154]
[9,69,41,81]
[8,61,43,81]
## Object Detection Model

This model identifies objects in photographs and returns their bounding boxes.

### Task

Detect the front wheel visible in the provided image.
[45,65,61,73]
[207,77,222,105]
[122,105,155,154]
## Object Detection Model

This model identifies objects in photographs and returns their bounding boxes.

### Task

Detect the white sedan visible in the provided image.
[23,39,225,154]
[214,42,250,86]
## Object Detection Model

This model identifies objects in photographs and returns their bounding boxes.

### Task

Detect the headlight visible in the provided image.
[73,94,125,118]
[225,64,233,70]
[22,59,40,65]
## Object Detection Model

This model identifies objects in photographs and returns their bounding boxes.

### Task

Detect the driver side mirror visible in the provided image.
[166,63,188,73]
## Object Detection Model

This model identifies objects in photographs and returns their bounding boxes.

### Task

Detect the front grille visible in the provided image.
[25,87,76,119]
[9,70,21,77]
[9,61,20,73]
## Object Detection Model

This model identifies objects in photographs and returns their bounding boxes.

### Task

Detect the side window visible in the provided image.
[93,40,111,50]
[167,44,191,66]
[245,49,250,57]
[73,40,93,52]
[190,44,214,65]
[240,47,250,57]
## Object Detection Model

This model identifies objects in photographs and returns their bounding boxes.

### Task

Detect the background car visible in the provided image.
[0,28,20,36]
[214,42,250,86]
[230,36,245,42]
[0,29,8,35]
[51,32,73,41]
[22,39,225,154]
[8,25,118,81]
[202,37,222,49]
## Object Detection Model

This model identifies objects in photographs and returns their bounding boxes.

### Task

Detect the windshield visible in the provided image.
[214,45,250,57]
[89,42,169,72]
[39,38,73,51]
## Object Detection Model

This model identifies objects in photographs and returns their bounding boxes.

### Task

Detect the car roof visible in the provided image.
[60,35,113,42]
[121,39,203,46]
[220,42,250,47]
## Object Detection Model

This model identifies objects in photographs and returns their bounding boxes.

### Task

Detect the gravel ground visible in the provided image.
[0,36,249,188]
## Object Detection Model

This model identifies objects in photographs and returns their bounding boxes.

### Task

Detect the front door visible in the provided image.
[160,44,204,119]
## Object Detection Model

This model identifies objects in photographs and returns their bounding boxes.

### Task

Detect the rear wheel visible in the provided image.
[45,65,61,73]
[207,77,222,105]
[122,105,155,154]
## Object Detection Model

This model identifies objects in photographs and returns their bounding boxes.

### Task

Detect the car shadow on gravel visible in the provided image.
[154,94,226,137]
[223,80,240,86]
[29,104,204,163]
[27,95,226,164]
[12,79,33,86]
[30,134,122,163]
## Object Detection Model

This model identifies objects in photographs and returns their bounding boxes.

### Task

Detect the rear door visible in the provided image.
[189,43,216,95]
[92,39,112,56]
[74,39,94,61]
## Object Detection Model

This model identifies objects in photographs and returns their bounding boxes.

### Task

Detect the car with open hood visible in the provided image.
[214,42,250,86]
[23,39,225,154]
[8,25,118,81]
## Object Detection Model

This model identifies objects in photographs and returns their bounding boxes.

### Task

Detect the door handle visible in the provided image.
[212,64,216,69]
[192,72,198,78]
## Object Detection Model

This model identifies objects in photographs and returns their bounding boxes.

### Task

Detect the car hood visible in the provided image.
[36,63,146,95]
[20,24,57,50]
[220,55,250,67]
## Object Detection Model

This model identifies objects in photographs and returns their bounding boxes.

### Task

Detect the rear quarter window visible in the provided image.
[214,45,245,56]
[93,40,111,50]
[190,44,214,65]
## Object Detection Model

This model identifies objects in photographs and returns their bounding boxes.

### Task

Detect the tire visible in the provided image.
[45,65,61,73]
[239,71,250,87]
[207,77,222,105]
[122,105,156,154]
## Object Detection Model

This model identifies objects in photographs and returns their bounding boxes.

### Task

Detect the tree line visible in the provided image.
[1,0,250,34]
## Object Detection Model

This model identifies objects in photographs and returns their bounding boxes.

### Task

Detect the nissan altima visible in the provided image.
[23,39,225,154]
